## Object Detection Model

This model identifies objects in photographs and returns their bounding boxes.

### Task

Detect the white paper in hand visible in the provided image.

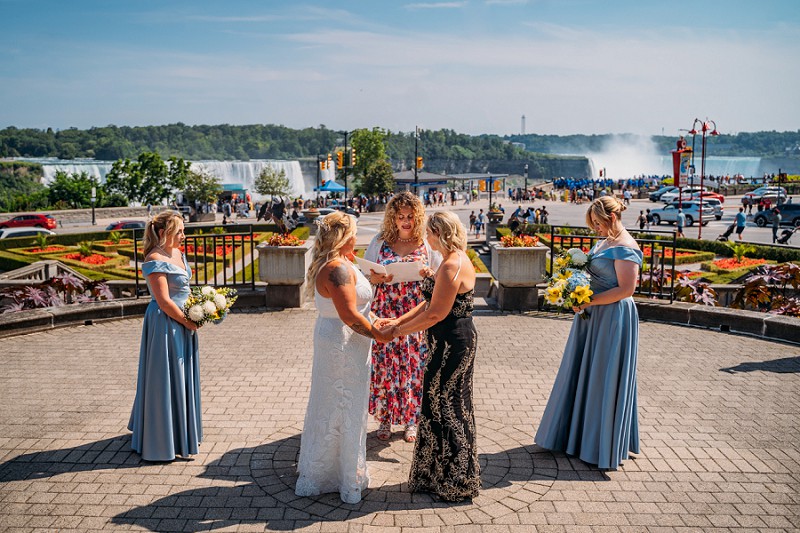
[355,256,423,283]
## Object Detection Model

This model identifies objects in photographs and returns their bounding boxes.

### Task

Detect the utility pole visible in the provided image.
[414,125,419,192]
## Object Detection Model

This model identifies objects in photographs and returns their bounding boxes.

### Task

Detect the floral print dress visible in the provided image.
[369,241,429,427]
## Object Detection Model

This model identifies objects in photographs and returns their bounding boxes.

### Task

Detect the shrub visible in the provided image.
[0,272,114,314]
[730,262,800,316]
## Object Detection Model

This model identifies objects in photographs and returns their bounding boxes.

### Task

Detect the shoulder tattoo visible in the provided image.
[328,263,352,287]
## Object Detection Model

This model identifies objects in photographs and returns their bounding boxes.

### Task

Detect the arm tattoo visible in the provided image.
[328,264,352,287]
[349,322,375,339]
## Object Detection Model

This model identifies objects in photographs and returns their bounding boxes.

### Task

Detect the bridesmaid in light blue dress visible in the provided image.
[128,211,202,461]
[535,197,643,470]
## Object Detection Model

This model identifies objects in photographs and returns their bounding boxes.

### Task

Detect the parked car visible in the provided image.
[752,203,800,227]
[325,203,361,218]
[660,187,706,204]
[105,220,147,231]
[649,201,715,227]
[689,190,725,203]
[649,186,678,202]
[743,186,788,202]
[0,213,57,230]
[0,227,57,239]
[700,198,724,220]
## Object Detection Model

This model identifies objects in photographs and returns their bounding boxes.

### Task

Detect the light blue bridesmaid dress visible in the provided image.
[128,257,202,461]
[535,244,643,470]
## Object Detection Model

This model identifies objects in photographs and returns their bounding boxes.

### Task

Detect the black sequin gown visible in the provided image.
[408,275,480,501]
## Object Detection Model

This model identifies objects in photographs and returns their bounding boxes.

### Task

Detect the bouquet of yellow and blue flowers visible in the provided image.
[545,248,593,319]
[183,286,238,326]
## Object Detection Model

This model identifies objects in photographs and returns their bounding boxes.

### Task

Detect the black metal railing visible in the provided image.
[548,226,677,302]
[134,226,256,297]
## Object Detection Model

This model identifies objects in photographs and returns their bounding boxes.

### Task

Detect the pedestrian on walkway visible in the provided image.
[645,208,653,230]
[772,208,782,243]
[735,207,747,241]
[636,210,646,230]
[676,209,686,238]
[129,211,202,462]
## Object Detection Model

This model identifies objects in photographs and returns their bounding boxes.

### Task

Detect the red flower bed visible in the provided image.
[29,246,67,253]
[182,244,235,256]
[63,252,111,265]
[640,246,696,259]
[712,257,766,270]
[98,239,132,246]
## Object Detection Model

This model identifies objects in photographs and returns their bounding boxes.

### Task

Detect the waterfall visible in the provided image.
[30,158,309,198]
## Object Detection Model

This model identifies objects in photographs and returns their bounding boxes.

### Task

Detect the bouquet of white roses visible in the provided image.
[183,286,238,326]
[545,248,593,319]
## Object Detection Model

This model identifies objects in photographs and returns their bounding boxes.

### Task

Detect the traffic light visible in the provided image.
[336,151,343,170]
[351,148,356,166]
[319,160,326,171]
[416,156,423,169]
[599,169,604,177]
[327,153,332,167]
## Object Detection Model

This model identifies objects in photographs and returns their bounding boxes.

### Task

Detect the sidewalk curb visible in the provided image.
[1,290,797,344]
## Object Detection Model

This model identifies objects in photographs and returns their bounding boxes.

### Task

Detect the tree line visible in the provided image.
[0,124,529,162]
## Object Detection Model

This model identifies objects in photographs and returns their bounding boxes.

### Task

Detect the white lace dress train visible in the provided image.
[295,263,373,504]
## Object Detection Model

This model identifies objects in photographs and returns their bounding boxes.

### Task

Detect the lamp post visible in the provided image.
[316,154,322,205]
[523,163,528,201]
[688,118,719,239]
[487,172,493,209]
[90,184,97,225]
[414,125,419,191]
[337,130,353,205]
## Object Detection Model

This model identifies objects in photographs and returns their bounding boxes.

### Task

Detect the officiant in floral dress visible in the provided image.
[364,192,441,442]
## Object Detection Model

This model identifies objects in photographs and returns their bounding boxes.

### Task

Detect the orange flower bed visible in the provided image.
[63,252,111,265]
[98,239,132,246]
[29,246,67,253]
[712,257,766,270]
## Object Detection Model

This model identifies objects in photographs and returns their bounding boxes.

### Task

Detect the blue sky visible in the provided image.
[2,0,798,136]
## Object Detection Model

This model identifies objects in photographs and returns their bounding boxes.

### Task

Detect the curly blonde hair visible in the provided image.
[586,196,627,239]
[427,211,467,253]
[143,211,184,257]
[379,192,425,244]
[305,212,357,298]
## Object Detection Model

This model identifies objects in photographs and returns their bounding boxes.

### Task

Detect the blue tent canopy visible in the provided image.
[314,180,346,192]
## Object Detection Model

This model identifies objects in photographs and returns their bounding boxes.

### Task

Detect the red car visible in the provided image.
[690,190,725,203]
[0,213,57,230]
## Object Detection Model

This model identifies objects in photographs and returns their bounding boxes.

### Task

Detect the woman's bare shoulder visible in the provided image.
[319,259,354,287]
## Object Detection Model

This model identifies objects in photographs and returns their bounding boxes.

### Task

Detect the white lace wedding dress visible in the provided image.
[295,262,373,504]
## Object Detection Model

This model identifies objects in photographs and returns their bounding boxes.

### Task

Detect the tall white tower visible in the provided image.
[521,115,526,135]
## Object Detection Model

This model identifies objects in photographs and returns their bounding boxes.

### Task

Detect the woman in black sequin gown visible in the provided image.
[378,211,480,502]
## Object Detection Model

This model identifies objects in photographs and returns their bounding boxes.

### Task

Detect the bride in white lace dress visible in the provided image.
[296,211,392,504]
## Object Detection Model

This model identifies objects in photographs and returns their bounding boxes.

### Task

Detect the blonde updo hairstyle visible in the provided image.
[586,196,626,240]
[143,211,184,257]
[305,211,358,298]
[426,211,467,253]
[379,192,425,244]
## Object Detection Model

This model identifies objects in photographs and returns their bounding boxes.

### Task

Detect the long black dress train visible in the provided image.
[408,265,480,501]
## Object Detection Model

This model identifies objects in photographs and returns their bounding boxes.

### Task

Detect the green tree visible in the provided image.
[360,160,395,196]
[350,128,388,180]
[183,168,223,207]
[47,170,96,208]
[254,166,291,197]
[104,152,190,205]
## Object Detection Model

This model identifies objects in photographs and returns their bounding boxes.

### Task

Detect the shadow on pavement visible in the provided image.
[720,355,800,374]
[0,435,145,482]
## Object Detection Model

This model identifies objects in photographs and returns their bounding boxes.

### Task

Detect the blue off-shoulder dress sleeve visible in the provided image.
[534,245,643,470]
[128,258,202,461]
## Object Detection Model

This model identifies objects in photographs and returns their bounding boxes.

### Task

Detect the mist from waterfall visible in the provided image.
[580,136,762,179]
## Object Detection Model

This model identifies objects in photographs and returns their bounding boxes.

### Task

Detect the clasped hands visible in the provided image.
[373,317,401,342]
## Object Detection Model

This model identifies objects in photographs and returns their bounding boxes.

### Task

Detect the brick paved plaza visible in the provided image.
[1,309,798,532]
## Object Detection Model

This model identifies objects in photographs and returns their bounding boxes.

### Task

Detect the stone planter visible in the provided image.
[487,211,504,224]
[490,242,547,287]
[303,210,321,236]
[489,242,548,311]
[189,212,216,223]
[256,240,313,307]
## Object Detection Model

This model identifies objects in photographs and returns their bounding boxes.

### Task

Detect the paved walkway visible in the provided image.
[0,309,798,532]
